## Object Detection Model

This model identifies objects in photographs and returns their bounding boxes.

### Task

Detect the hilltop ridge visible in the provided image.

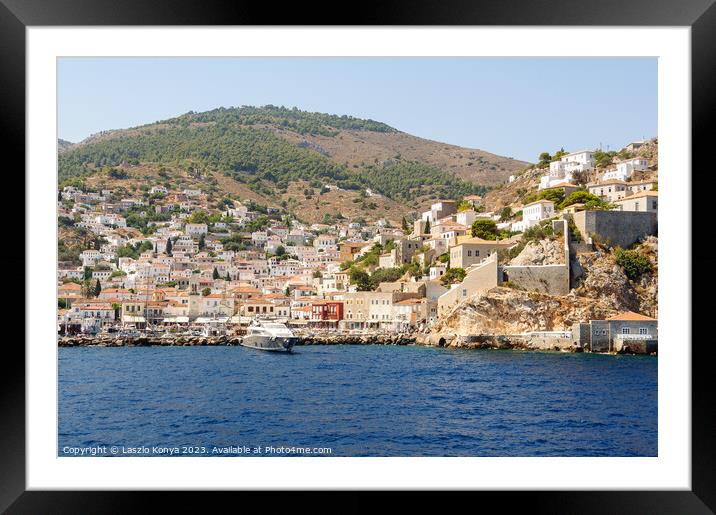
[58,105,529,222]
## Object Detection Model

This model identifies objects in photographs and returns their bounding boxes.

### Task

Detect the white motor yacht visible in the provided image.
[240,320,298,352]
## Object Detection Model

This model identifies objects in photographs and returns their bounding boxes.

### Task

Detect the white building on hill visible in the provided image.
[511,200,555,232]
[539,150,594,190]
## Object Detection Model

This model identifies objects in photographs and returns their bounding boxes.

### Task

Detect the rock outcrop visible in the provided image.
[430,286,617,339]
[572,236,657,318]
[509,236,565,266]
[429,237,659,343]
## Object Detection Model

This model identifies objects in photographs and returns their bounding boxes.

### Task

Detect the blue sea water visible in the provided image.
[58,345,657,457]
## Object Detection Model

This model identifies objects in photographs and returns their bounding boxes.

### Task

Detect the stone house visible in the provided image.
[449,237,513,269]
[572,311,657,352]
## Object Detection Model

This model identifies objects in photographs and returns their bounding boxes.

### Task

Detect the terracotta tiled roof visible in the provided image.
[606,311,657,321]
[59,283,82,290]
[395,298,424,305]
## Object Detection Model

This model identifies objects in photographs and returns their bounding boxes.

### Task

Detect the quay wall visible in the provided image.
[57,333,417,347]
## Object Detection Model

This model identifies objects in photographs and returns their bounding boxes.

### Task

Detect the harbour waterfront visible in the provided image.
[59,345,657,457]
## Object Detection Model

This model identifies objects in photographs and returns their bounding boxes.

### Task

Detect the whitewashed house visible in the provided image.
[539,150,594,190]
[511,200,555,232]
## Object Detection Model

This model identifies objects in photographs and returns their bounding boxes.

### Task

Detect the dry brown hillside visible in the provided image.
[276,128,528,186]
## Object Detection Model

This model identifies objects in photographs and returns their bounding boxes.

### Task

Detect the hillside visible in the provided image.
[482,138,658,211]
[58,138,75,153]
[58,105,529,221]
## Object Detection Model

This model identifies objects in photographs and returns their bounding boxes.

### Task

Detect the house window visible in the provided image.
[622,328,631,335]
[462,289,467,297]
[639,328,648,335]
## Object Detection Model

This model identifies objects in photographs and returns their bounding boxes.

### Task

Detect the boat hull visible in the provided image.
[240,335,298,353]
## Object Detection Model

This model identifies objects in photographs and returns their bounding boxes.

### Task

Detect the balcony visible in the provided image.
[615,334,655,340]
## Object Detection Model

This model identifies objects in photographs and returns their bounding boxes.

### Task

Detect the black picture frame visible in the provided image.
[2,1,713,511]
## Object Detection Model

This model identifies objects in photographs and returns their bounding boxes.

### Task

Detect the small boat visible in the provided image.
[240,320,298,353]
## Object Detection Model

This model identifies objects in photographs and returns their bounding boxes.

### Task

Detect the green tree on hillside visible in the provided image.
[559,191,613,211]
[593,149,617,168]
[538,152,552,167]
[471,219,498,240]
[348,267,372,291]
[552,148,568,161]
[440,267,466,286]
[401,216,410,233]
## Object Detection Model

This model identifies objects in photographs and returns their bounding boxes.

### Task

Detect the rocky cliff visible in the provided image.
[429,237,658,339]
[572,235,657,317]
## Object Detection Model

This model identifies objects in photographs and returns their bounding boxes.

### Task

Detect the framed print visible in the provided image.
[3,0,715,511]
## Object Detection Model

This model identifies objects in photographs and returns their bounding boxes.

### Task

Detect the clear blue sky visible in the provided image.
[58,57,657,163]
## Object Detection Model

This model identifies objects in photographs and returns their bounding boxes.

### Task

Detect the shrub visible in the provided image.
[522,220,554,241]
[440,267,466,286]
[614,248,652,280]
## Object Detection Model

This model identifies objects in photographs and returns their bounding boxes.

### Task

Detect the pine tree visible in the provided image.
[199,233,205,250]
[166,238,172,256]
[213,267,219,280]
[225,272,231,281]
[94,279,102,297]
[401,216,410,233]
[424,219,431,234]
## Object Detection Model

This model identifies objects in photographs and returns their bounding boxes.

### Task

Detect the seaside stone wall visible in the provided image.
[500,265,570,295]
[572,210,657,248]
[613,338,658,354]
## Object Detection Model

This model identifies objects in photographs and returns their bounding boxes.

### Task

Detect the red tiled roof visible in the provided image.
[606,311,656,321]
